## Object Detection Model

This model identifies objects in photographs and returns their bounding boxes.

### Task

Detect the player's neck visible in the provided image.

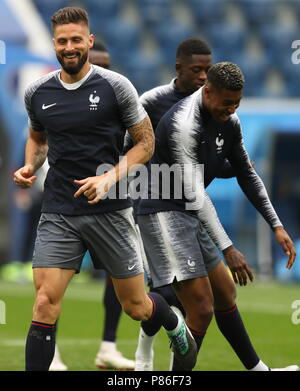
[174,78,187,93]
[60,62,91,84]
[174,78,193,94]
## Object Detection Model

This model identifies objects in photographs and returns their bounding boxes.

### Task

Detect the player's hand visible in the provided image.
[222,245,254,286]
[13,164,37,189]
[273,226,296,269]
[74,173,114,205]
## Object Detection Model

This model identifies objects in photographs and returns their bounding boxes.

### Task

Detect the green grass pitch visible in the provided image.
[0,279,299,371]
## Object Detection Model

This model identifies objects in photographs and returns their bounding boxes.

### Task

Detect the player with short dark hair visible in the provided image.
[14,7,197,371]
[48,41,135,371]
[135,59,298,371]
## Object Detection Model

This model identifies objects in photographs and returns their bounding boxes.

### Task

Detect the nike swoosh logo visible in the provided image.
[128,264,136,271]
[42,103,57,110]
[188,259,196,267]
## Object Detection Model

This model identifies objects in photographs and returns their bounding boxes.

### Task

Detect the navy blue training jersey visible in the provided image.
[138,87,282,249]
[24,65,147,215]
[140,79,189,131]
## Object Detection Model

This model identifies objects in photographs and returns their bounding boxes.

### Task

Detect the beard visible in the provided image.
[56,50,88,75]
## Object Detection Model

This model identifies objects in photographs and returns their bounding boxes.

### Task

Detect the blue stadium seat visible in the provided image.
[233,55,269,97]
[85,0,122,31]
[204,23,248,62]
[137,0,173,28]
[153,23,196,65]
[278,58,300,97]
[290,0,300,16]
[96,19,142,64]
[238,0,277,26]
[187,0,226,24]
[258,25,300,63]
[0,0,28,45]
[84,0,121,18]
[33,0,68,29]
[123,52,162,94]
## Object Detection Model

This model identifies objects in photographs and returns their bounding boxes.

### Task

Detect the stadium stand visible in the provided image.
[0,0,28,45]
[1,0,300,280]
[137,0,173,28]
[237,0,278,26]
[28,0,300,97]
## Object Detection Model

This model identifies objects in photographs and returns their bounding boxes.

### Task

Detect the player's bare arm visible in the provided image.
[74,116,154,204]
[273,226,296,269]
[126,115,155,162]
[13,128,48,189]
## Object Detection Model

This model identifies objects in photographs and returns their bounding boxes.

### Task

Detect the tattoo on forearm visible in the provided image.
[33,145,48,169]
[128,117,154,159]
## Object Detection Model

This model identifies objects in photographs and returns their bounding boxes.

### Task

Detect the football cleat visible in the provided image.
[49,345,68,371]
[167,306,197,371]
[95,350,135,370]
[135,355,154,371]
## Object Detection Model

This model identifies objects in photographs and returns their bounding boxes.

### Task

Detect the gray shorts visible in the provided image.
[137,211,221,288]
[33,208,145,278]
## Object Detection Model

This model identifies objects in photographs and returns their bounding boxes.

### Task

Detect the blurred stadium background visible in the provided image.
[0,0,300,371]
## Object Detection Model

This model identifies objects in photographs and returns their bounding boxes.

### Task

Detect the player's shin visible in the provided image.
[25,320,56,371]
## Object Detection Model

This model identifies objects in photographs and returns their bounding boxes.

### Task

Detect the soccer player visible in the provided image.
[135,58,298,371]
[49,41,135,371]
[89,41,110,70]
[13,7,197,371]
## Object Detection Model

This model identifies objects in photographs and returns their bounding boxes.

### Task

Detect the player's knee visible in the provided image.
[186,294,214,327]
[227,280,237,302]
[34,292,60,322]
[197,299,214,323]
[214,280,237,310]
[122,299,148,321]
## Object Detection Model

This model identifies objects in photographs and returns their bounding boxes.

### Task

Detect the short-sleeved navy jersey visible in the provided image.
[138,87,282,247]
[140,79,190,131]
[24,65,147,215]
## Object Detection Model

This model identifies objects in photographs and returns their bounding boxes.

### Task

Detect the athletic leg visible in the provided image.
[25,267,75,371]
[134,283,186,370]
[135,211,208,371]
[103,275,122,341]
[171,276,214,371]
[209,261,268,370]
[209,261,299,371]
[112,273,197,371]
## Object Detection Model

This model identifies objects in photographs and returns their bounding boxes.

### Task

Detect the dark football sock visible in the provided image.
[150,284,186,317]
[189,327,206,353]
[141,292,178,336]
[102,277,122,342]
[25,320,56,371]
[214,305,260,370]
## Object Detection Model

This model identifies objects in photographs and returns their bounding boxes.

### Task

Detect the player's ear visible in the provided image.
[88,34,94,49]
[203,84,210,100]
[175,61,181,74]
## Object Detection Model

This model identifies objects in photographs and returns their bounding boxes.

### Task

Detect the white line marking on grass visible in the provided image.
[0,338,137,347]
